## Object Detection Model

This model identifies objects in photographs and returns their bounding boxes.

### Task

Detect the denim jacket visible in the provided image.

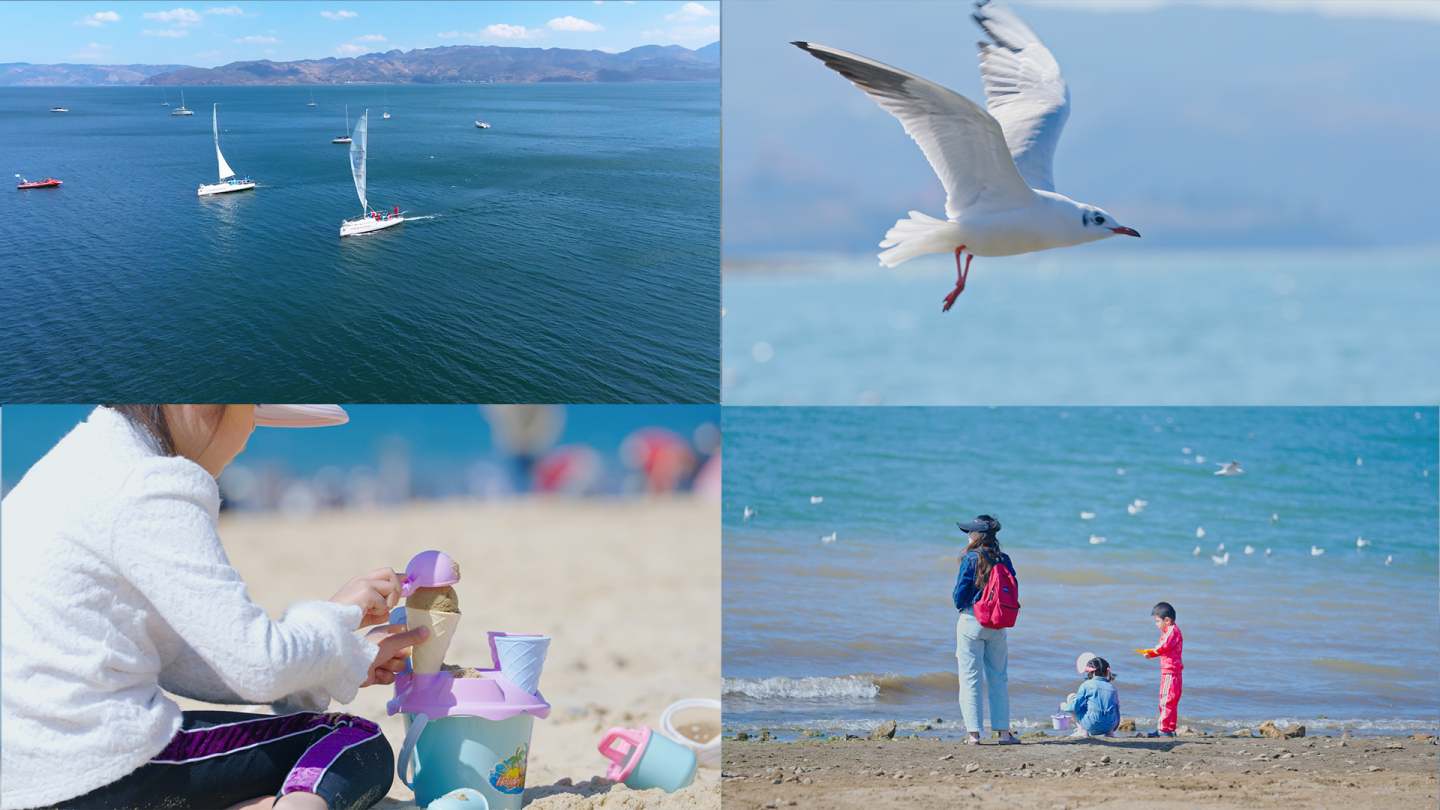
[1062,676,1121,734]
[952,549,1016,612]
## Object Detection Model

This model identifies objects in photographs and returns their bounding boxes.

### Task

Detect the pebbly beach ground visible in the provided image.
[167,498,720,810]
[722,731,1440,810]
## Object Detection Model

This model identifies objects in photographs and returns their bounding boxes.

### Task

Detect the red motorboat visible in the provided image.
[16,177,62,189]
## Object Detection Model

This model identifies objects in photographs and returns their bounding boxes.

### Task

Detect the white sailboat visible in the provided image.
[172,90,194,116]
[340,109,405,237]
[162,90,170,107]
[382,88,389,119]
[332,105,352,143]
[307,89,317,107]
[198,104,255,196]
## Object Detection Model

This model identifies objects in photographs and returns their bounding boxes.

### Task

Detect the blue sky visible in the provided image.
[724,0,1440,254]
[7,1,718,67]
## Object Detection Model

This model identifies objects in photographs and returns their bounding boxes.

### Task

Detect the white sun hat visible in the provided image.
[253,404,349,428]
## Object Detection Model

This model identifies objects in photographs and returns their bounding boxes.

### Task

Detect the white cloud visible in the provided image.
[1026,0,1440,22]
[234,35,278,43]
[143,8,203,26]
[320,10,358,20]
[482,23,545,40]
[143,28,190,37]
[548,16,604,32]
[642,24,718,44]
[666,2,714,22]
[204,5,243,14]
[75,11,120,26]
[436,31,460,38]
[336,43,365,53]
[353,34,386,42]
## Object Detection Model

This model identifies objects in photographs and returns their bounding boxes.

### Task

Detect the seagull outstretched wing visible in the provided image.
[973,0,1070,193]
[794,41,1035,218]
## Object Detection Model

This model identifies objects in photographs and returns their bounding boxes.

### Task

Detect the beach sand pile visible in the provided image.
[167,498,719,810]
[723,734,1439,809]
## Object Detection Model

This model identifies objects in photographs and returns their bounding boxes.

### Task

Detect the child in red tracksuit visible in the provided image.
[1142,601,1183,737]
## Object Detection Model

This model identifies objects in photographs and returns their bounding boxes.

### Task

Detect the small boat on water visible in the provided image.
[339,109,404,237]
[307,89,317,107]
[16,175,63,189]
[382,88,389,119]
[51,107,68,113]
[475,121,490,129]
[163,90,170,107]
[172,91,194,116]
[332,105,352,143]
[198,104,255,196]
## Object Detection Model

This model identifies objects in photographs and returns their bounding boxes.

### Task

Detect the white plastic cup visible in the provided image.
[492,635,550,696]
[659,699,721,769]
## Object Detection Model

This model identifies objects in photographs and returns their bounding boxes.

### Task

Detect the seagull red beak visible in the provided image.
[1110,226,1141,237]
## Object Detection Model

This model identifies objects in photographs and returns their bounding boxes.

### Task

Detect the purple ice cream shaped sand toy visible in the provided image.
[388,550,552,810]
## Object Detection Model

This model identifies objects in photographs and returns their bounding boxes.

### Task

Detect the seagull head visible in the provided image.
[1082,207,1140,239]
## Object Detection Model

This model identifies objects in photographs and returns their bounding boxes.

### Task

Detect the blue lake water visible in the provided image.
[722,406,1440,737]
[0,84,718,402]
[722,249,1440,405]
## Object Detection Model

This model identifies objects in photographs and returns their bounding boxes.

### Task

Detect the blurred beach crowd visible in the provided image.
[218,405,721,515]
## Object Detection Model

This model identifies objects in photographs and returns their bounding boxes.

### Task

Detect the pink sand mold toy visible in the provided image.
[598,726,697,793]
[388,550,552,810]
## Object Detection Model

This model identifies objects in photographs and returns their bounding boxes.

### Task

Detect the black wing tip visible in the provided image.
[792,40,812,49]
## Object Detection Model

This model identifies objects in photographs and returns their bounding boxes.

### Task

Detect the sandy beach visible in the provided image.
[167,498,719,809]
[722,733,1439,810]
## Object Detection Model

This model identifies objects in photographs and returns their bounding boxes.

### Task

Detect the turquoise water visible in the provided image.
[722,250,1440,405]
[722,407,1439,737]
[0,84,718,402]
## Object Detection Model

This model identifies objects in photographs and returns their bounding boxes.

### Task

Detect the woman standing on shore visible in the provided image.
[951,515,1020,745]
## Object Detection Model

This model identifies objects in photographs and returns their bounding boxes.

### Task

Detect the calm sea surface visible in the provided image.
[722,407,1439,737]
[722,249,1440,405]
[0,84,718,402]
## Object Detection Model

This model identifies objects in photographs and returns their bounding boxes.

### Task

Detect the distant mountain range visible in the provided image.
[0,42,718,87]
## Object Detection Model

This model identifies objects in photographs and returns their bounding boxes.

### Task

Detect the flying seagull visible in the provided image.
[1215,461,1245,476]
[793,0,1139,311]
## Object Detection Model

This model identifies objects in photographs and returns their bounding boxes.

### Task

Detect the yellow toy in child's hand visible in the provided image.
[1134,648,1156,656]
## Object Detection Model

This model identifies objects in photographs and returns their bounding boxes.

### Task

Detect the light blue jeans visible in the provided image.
[956,610,1010,733]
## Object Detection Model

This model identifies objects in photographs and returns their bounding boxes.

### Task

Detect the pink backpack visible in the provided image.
[973,552,1021,629]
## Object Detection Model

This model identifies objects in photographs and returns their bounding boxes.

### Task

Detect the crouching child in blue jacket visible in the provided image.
[1061,656,1121,738]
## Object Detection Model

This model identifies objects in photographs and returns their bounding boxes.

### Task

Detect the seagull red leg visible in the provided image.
[942,247,973,312]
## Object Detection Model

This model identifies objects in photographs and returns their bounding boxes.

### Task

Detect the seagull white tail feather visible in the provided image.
[879,210,960,267]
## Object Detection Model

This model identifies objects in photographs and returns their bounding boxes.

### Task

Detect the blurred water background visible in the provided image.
[722,407,1439,738]
[2,404,720,508]
[722,249,1440,405]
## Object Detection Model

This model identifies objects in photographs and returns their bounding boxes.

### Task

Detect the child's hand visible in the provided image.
[330,568,405,628]
[1144,650,1159,658]
[361,623,429,687]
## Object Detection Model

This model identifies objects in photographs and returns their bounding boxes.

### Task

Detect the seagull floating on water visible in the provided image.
[1271,513,1279,523]
[1215,461,1245,476]
[1212,552,1230,565]
[1356,536,1370,548]
[1195,526,1206,538]
[1133,499,1148,507]
[1311,546,1325,556]
[1192,546,1201,556]
[810,496,825,504]
[1216,543,1224,553]
[1265,548,1272,557]
[1127,504,1142,515]
[743,506,757,521]
[821,532,837,544]
[1244,545,1255,555]
[1385,555,1392,565]
[1080,511,1096,520]
[1195,455,1206,463]
[793,0,1139,312]
[1089,535,1107,545]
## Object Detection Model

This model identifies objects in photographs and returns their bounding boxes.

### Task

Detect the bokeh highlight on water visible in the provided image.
[1,84,718,402]
[722,407,1439,738]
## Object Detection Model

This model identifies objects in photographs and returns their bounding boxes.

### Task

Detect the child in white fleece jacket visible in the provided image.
[1,405,427,810]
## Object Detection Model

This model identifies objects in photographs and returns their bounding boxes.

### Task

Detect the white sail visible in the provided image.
[213,104,236,180]
[350,109,368,212]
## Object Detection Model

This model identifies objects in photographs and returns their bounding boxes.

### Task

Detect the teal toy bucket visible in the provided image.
[388,653,550,809]
[598,726,697,793]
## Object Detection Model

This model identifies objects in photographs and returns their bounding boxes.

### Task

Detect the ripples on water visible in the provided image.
[1,84,718,402]
[722,406,1439,735]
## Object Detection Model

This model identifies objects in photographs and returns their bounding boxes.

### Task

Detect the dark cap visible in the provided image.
[956,515,1000,534]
